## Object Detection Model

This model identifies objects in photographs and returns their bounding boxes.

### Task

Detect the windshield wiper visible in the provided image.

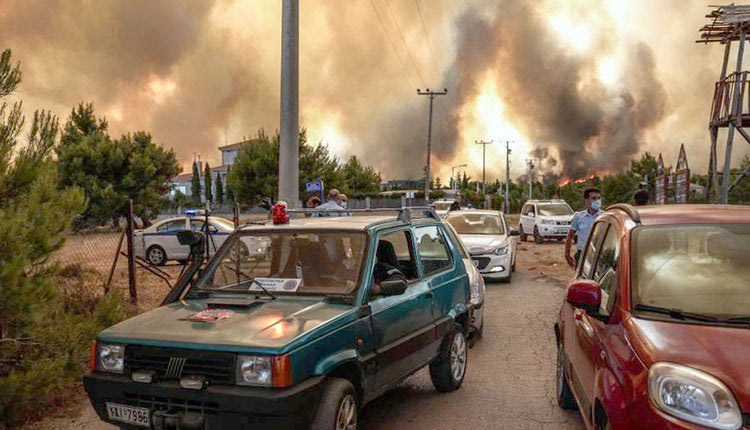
[633,304,718,322]
[240,277,276,300]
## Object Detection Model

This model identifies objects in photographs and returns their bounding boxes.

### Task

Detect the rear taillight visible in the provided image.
[89,340,98,372]
[272,355,292,388]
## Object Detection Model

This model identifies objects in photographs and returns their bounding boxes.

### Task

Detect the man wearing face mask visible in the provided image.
[565,187,603,268]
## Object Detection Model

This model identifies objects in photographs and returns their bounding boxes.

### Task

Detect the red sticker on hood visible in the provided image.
[185,309,235,322]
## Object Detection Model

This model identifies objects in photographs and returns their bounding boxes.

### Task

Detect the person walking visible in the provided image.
[565,187,603,268]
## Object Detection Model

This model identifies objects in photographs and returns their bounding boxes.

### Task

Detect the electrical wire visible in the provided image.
[369,0,418,89]
[414,0,441,81]
[384,0,426,87]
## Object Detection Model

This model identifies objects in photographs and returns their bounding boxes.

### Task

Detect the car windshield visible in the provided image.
[631,224,750,319]
[196,230,367,296]
[434,202,452,211]
[537,204,573,216]
[446,213,505,235]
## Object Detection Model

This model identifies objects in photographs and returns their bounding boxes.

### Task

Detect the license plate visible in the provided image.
[555,228,567,234]
[106,402,150,427]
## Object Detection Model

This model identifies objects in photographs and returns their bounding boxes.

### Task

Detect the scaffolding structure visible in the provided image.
[698,5,750,203]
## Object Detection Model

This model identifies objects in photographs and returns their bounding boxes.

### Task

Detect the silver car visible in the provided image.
[444,210,520,282]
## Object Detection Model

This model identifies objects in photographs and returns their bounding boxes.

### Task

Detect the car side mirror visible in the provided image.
[379,279,407,296]
[566,279,601,315]
[509,229,520,236]
[528,212,535,218]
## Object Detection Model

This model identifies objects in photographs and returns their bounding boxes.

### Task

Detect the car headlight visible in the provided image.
[492,245,508,256]
[236,355,273,386]
[648,362,742,430]
[97,343,125,374]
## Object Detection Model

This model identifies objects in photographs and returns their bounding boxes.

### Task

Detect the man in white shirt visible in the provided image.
[565,187,603,268]
[314,189,346,217]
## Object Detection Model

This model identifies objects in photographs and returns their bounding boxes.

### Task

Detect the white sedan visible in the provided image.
[444,209,519,282]
[134,215,268,265]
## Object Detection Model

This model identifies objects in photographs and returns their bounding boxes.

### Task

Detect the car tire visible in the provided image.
[556,341,576,410]
[511,253,517,272]
[311,377,358,430]
[146,245,167,266]
[519,225,528,242]
[534,227,543,244]
[502,269,512,283]
[430,323,468,392]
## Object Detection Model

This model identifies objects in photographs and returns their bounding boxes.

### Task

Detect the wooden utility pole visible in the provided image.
[505,141,513,213]
[526,159,535,200]
[475,140,492,195]
[417,88,448,203]
[278,0,300,207]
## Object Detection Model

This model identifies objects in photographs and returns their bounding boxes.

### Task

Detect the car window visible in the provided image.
[537,204,574,216]
[442,222,469,259]
[156,220,187,233]
[579,221,608,279]
[191,221,218,233]
[594,224,620,316]
[375,230,419,281]
[415,226,452,276]
[521,205,529,216]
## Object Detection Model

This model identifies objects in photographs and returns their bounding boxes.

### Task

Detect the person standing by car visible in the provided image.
[314,189,346,216]
[564,187,602,268]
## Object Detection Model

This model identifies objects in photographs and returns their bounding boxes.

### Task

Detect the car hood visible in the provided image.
[626,315,750,410]
[99,298,352,352]
[537,215,573,222]
[459,234,508,254]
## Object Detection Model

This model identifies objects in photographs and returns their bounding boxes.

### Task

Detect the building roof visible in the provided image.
[172,173,193,181]
[218,139,259,151]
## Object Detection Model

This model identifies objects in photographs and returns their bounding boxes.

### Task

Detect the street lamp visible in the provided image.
[451,164,467,191]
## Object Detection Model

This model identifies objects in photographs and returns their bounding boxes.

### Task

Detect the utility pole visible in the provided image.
[417,88,448,203]
[505,141,513,213]
[451,164,467,191]
[526,158,535,200]
[475,140,492,195]
[278,0,299,207]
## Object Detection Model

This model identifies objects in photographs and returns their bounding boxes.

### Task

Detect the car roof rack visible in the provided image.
[286,206,440,223]
[606,203,641,224]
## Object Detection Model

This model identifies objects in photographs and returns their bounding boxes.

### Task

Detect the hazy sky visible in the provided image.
[1,0,748,182]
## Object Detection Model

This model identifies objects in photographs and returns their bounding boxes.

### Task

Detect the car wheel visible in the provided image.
[430,323,468,392]
[534,227,543,244]
[519,224,528,242]
[146,245,167,266]
[512,255,516,272]
[311,378,358,430]
[556,341,576,410]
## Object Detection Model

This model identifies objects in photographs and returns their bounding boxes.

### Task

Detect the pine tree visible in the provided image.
[204,162,212,204]
[215,172,224,204]
[191,161,201,205]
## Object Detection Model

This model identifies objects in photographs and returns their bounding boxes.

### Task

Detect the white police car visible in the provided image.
[134,211,268,265]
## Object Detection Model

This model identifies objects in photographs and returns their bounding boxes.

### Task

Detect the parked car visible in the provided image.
[133,212,268,265]
[444,209,519,282]
[85,207,477,429]
[443,220,485,341]
[555,204,750,430]
[519,199,574,244]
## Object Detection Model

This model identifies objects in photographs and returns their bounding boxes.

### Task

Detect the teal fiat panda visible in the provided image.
[84,208,480,429]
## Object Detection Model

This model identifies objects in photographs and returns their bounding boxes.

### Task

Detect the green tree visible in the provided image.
[340,155,380,196]
[215,172,224,204]
[191,161,201,206]
[226,129,278,208]
[630,152,658,193]
[204,162,212,204]
[56,108,179,227]
[728,155,750,204]
[435,177,443,189]
[0,48,128,425]
[601,172,638,206]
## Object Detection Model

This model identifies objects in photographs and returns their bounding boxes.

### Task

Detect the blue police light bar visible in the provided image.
[184,209,206,217]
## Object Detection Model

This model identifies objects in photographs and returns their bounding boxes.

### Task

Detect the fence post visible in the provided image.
[365,197,371,209]
[126,199,137,305]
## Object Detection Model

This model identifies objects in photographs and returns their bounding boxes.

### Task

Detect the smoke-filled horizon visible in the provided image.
[1,0,748,183]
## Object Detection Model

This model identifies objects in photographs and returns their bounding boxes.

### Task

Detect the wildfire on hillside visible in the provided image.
[558,173,598,187]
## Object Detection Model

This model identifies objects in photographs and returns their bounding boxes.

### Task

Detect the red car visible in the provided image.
[555,204,750,430]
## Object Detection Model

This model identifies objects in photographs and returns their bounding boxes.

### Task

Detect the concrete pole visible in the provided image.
[278,0,300,208]
[475,140,492,195]
[505,141,512,213]
[721,30,745,204]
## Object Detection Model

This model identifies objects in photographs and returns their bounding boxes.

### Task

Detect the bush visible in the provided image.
[0,289,130,426]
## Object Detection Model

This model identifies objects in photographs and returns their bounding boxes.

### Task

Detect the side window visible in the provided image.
[442,223,469,259]
[157,220,187,233]
[594,225,620,316]
[579,222,608,279]
[375,230,419,281]
[191,221,218,233]
[521,205,529,216]
[415,226,452,276]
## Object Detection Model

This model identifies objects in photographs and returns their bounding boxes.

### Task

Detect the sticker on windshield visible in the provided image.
[250,278,302,292]
[183,309,235,322]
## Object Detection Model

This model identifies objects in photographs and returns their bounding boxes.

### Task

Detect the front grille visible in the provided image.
[556,220,570,225]
[472,257,491,270]
[124,393,219,415]
[126,345,235,385]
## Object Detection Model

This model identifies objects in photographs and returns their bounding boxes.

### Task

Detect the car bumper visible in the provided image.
[472,253,512,278]
[83,372,325,430]
[537,225,570,237]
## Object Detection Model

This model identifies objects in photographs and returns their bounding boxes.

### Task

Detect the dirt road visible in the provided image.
[25,241,582,430]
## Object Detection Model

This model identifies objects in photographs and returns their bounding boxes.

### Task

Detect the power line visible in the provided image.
[384,0,426,87]
[369,0,418,88]
[414,0,441,81]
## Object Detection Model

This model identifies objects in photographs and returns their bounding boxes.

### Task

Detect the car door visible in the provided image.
[190,220,222,257]
[152,219,189,260]
[368,229,434,390]
[520,204,530,231]
[414,225,463,319]
[564,220,610,420]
